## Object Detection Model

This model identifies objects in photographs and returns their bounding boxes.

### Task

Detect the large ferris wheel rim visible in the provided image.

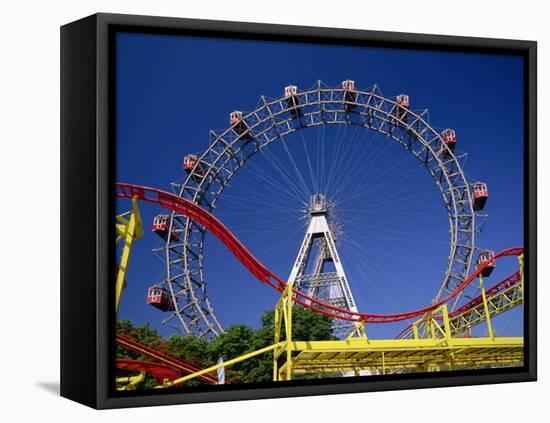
[164,80,478,338]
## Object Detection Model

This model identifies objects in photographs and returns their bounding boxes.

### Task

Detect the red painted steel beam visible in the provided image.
[119,326,252,383]
[450,271,521,317]
[116,334,219,384]
[116,182,524,324]
[393,270,523,339]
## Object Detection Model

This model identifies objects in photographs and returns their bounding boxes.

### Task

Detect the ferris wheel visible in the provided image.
[146,80,490,339]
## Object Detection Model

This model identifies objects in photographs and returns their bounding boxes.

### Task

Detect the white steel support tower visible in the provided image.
[288,194,358,337]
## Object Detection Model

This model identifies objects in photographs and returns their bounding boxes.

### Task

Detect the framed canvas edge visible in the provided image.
[61,12,537,409]
[60,13,99,409]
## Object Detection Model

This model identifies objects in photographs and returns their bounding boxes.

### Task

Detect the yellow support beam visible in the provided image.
[479,274,495,338]
[346,321,368,339]
[116,371,146,390]
[273,298,523,380]
[519,253,524,305]
[448,283,523,336]
[279,336,523,377]
[150,300,523,387]
[273,280,294,381]
[157,342,284,388]
[149,256,524,388]
[115,196,143,315]
[410,259,524,339]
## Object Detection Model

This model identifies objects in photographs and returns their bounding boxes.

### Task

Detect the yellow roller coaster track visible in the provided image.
[158,270,524,387]
[115,198,524,388]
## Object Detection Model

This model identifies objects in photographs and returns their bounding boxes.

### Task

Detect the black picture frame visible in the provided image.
[61,12,537,409]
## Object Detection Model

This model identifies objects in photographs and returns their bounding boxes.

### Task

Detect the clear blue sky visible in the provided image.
[116,31,524,339]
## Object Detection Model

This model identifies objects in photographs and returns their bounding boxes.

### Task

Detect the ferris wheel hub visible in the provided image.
[160,79,484,338]
[308,193,328,215]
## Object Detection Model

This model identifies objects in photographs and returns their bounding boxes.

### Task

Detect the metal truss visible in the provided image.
[153,283,523,388]
[450,283,523,336]
[406,254,524,339]
[406,258,523,340]
[273,295,523,380]
[447,271,523,337]
[157,80,482,338]
[279,337,523,377]
[288,194,357,338]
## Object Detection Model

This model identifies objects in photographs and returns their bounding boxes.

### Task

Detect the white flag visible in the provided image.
[217,357,225,385]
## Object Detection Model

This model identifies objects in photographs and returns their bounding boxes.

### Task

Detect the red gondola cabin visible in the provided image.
[342,79,357,111]
[183,154,205,180]
[284,85,301,116]
[395,94,409,123]
[476,250,496,277]
[439,129,457,157]
[229,111,251,139]
[472,182,488,210]
[147,286,174,311]
[152,215,178,241]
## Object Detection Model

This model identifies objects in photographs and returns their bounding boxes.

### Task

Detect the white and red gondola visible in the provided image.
[476,250,496,277]
[147,285,175,312]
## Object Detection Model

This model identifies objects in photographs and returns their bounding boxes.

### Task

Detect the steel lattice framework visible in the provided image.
[288,194,358,338]
[153,80,485,339]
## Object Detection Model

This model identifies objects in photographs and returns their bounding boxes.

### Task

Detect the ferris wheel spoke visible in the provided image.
[253,146,304,200]
[347,228,448,246]
[259,144,311,201]
[314,124,326,194]
[220,182,304,214]
[219,191,301,215]
[243,156,308,205]
[279,136,312,197]
[351,171,436,209]
[347,238,446,274]
[324,123,350,194]
[243,160,306,206]
[326,126,379,199]
[160,81,480,338]
[347,147,419,200]
[298,126,318,193]
[343,241,433,302]
[341,245,404,310]
[327,129,378,200]
[325,125,355,192]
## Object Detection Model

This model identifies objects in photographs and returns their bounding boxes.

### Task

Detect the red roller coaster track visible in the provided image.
[116,183,523,324]
[394,270,522,339]
[450,271,521,318]
[116,329,251,384]
[116,334,219,384]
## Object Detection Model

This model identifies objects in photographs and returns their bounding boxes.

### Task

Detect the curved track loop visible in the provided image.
[117,183,522,324]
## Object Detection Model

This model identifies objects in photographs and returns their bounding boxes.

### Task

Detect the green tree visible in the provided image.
[205,307,334,382]
[116,307,335,385]
[116,320,164,389]
[166,334,209,364]
[252,307,335,381]
[116,319,162,361]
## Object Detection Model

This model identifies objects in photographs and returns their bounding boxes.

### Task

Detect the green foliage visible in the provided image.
[166,334,209,364]
[116,319,162,361]
[206,324,255,363]
[116,307,334,386]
